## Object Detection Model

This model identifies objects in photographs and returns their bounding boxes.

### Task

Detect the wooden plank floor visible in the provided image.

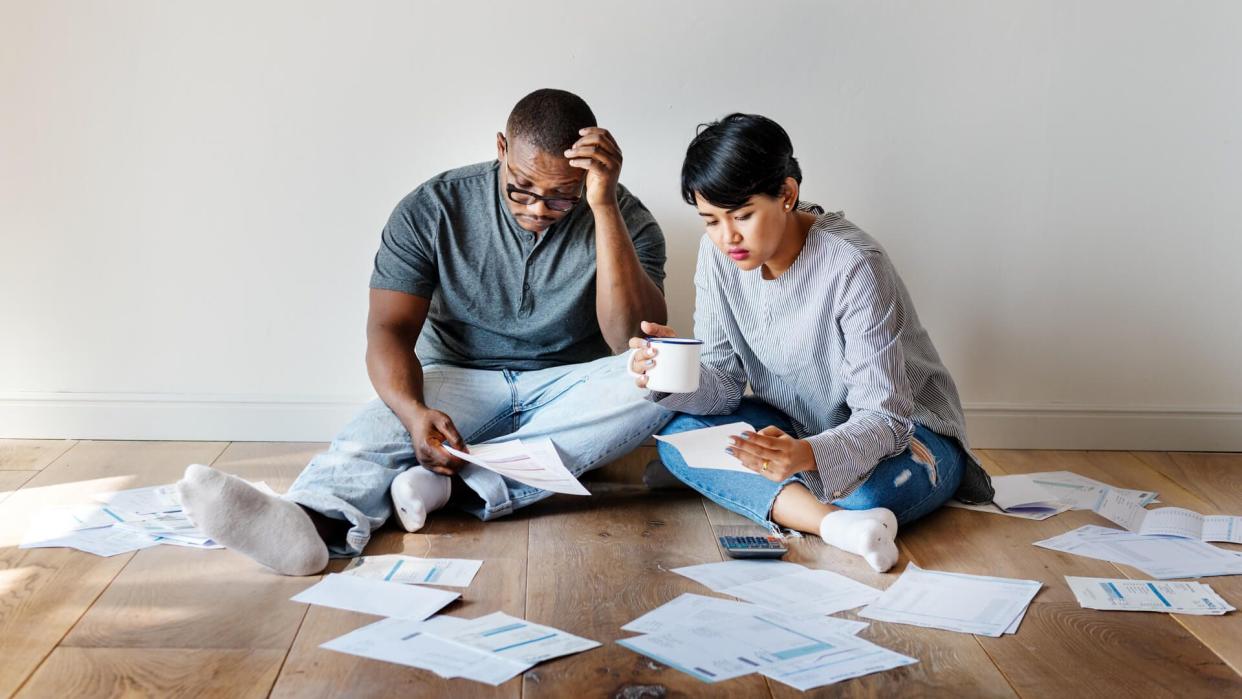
[1,440,1240,698]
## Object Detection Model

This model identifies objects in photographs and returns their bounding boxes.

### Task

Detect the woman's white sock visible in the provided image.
[818,507,899,572]
[390,467,452,532]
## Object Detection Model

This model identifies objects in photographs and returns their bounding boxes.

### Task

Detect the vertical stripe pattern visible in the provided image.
[654,203,986,502]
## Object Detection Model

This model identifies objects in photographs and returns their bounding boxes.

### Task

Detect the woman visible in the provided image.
[630,114,993,572]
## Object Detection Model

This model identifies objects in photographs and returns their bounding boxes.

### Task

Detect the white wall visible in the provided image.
[3,0,1240,448]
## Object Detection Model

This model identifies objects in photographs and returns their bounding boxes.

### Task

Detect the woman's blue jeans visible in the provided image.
[656,398,965,529]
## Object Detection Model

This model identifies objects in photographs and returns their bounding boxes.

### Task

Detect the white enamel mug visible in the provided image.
[645,338,703,393]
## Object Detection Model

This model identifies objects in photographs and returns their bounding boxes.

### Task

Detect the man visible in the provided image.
[177,89,672,575]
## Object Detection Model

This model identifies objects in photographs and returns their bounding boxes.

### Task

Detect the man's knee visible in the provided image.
[334,399,409,445]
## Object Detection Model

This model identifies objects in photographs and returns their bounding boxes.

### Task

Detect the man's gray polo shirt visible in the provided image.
[370,161,667,371]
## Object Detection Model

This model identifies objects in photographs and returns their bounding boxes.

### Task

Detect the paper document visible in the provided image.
[321,612,598,686]
[623,593,867,636]
[859,564,1041,637]
[343,555,483,587]
[989,475,1065,513]
[620,613,911,686]
[115,512,213,546]
[1034,525,1242,579]
[1066,576,1234,615]
[672,560,806,591]
[672,560,879,616]
[22,505,152,544]
[446,611,600,664]
[290,573,459,620]
[23,479,278,557]
[654,422,755,473]
[759,637,918,691]
[150,535,223,550]
[20,524,160,556]
[94,484,183,514]
[946,474,1071,519]
[444,438,589,496]
[321,617,530,685]
[1092,490,1242,543]
[945,500,1067,520]
[20,505,161,556]
[1028,471,1158,507]
[618,614,846,683]
[726,569,881,616]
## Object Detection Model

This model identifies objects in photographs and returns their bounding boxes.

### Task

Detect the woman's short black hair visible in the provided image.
[681,113,802,209]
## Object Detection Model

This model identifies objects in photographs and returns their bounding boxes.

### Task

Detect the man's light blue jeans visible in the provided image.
[286,354,672,556]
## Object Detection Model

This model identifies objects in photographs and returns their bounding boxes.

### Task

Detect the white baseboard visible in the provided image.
[2,393,1240,451]
[963,403,1242,451]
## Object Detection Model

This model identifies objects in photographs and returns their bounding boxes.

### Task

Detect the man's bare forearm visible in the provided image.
[365,326,428,428]
[593,203,666,350]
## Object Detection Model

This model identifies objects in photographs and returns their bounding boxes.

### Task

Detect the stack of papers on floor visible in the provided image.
[622,592,869,637]
[1091,490,1242,543]
[94,483,184,514]
[1035,525,1242,579]
[1027,471,1158,509]
[321,612,599,686]
[946,474,1070,520]
[859,565,1041,637]
[618,592,915,689]
[113,512,220,548]
[21,480,283,556]
[672,560,882,615]
[1066,576,1234,615]
[946,471,1161,520]
[443,438,589,495]
[19,506,163,556]
[298,566,599,686]
[18,480,253,556]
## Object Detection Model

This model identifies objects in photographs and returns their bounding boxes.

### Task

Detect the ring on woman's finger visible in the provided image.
[761,460,770,473]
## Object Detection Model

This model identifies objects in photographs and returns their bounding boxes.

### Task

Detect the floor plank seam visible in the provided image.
[979,647,1025,699]
[521,519,532,699]
[265,604,313,699]
[1117,452,1242,677]
[982,449,1242,690]
[33,440,81,473]
[703,499,777,698]
[952,455,1034,699]
[10,440,237,699]
[205,441,233,468]
[8,550,140,699]
[0,471,40,506]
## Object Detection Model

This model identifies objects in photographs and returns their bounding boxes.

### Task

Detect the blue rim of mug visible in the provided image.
[645,337,704,345]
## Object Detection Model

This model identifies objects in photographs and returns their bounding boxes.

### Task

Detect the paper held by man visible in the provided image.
[443,437,590,496]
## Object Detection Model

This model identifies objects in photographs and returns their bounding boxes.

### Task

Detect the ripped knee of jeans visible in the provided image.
[909,436,938,487]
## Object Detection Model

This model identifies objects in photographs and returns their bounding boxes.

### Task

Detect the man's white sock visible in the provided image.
[818,507,900,572]
[176,463,329,576]
[390,467,452,532]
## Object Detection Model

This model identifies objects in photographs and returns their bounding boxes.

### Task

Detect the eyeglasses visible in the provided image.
[505,183,581,212]
[498,134,582,212]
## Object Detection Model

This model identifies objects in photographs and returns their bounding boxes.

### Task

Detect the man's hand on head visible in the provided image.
[565,127,622,210]
[407,406,468,476]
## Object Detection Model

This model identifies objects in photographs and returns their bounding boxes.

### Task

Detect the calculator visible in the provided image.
[719,535,789,559]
